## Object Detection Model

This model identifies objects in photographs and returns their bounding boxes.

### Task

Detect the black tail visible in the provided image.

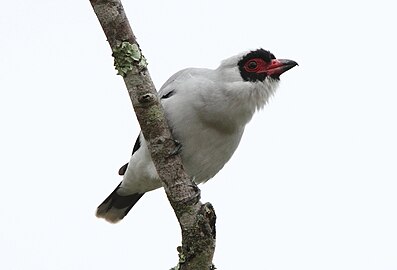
[96,183,145,223]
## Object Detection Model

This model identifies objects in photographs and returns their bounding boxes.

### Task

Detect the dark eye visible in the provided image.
[247,61,257,69]
[242,57,265,74]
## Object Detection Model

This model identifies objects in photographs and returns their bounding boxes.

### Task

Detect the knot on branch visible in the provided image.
[199,203,217,239]
[138,93,157,104]
[112,41,148,77]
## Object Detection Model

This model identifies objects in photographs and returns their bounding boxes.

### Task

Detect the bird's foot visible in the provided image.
[168,139,182,156]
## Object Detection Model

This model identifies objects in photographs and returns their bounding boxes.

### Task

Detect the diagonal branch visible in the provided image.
[89,0,216,269]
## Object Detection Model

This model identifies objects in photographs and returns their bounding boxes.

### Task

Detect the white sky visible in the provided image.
[1,0,396,269]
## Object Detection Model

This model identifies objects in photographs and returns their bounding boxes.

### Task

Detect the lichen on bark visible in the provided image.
[112,41,147,76]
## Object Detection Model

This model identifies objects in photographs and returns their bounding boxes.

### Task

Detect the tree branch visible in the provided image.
[89,0,216,269]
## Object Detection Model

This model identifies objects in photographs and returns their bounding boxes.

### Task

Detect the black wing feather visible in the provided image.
[118,134,141,175]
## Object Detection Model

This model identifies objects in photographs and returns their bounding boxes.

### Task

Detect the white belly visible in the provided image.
[177,125,244,183]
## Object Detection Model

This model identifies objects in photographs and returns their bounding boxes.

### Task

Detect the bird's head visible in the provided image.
[237,49,298,82]
[217,49,298,111]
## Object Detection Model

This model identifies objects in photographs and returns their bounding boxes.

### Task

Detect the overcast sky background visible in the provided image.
[1,0,396,269]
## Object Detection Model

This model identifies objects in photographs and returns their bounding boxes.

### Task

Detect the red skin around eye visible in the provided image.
[243,58,268,73]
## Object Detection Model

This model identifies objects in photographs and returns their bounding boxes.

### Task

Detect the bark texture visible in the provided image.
[89,1,216,269]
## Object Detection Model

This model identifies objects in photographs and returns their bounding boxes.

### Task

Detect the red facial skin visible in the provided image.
[244,58,297,77]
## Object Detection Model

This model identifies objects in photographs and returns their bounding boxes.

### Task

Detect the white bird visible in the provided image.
[96,49,298,223]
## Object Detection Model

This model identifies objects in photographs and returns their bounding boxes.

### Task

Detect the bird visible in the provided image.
[96,49,298,223]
